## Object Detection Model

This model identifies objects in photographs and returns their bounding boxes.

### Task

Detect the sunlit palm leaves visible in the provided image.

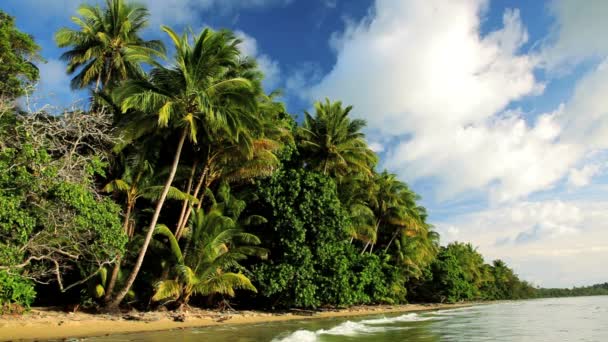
[55,0,164,90]
[298,99,378,178]
[152,184,266,306]
[108,25,258,307]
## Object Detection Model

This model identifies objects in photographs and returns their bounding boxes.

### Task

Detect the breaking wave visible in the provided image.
[271,313,432,341]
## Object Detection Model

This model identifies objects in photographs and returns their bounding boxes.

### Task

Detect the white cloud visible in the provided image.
[436,200,608,287]
[28,59,82,110]
[285,62,323,100]
[541,0,608,69]
[368,142,384,153]
[307,0,608,203]
[557,60,608,150]
[234,30,281,90]
[309,0,560,202]
[306,2,608,287]
[568,164,602,188]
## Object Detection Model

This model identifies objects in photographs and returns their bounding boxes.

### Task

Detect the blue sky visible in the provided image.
[3,0,608,288]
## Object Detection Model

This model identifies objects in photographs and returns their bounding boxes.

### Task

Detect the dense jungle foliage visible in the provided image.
[0,1,602,314]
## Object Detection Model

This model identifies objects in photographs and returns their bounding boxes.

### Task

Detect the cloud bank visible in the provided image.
[436,200,608,287]
[308,0,608,203]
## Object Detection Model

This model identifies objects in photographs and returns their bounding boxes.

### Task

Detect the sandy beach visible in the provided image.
[0,303,473,341]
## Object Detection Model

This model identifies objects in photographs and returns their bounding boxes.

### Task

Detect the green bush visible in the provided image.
[248,169,404,308]
[0,271,36,313]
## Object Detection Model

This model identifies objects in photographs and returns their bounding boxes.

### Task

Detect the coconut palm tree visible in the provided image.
[173,133,282,239]
[337,175,377,245]
[172,68,290,240]
[298,99,377,178]
[152,184,267,309]
[101,155,198,302]
[55,0,165,91]
[394,226,439,279]
[106,26,257,308]
[362,171,424,254]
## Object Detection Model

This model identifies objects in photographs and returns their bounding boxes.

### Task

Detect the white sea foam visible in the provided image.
[321,320,386,335]
[272,330,319,342]
[430,306,479,316]
[272,315,419,341]
[360,312,435,324]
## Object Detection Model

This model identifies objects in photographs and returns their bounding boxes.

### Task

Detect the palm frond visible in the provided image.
[152,279,182,301]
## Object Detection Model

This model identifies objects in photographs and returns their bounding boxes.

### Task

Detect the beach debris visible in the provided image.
[289,309,316,316]
[173,313,187,322]
[215,315,232,323]
[122,312,161,322]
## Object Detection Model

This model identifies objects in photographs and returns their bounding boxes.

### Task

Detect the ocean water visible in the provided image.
[91,296,608,341]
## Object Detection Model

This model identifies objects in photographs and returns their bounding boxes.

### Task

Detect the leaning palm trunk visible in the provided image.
[384,229,401,253]
[361,241,371,255]
[175,164,208,240]
[103,202,133,303]
[108,128,187,308]
[368,219,381,254]
[175,161,197,235]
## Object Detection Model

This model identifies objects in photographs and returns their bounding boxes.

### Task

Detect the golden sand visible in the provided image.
[0,303,473,341]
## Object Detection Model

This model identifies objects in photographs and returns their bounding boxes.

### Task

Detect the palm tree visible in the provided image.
[394,226,439,279]
[338,175,377,245]
[101,155,197,302]
[172,65,290,240]
[298,99,377,178]
[55,0,164,91]
[107,26,257,308]
[174,133,282,240]
[153,184,267,309]
[362,171,424,254]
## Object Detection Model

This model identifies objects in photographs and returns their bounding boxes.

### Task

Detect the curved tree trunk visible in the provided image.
[175,160,197,234]
[368,219,382,254]
[384,229,401,253]
[103,202,133,303]
[361,241,370,255]
[95,73,102,93]
[175,163,209,240]
[108,128,188,309]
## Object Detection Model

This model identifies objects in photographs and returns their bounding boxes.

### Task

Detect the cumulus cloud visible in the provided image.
[308,0,608,202]
[310,0,552,201]
[557,60,608,150]
[541,0,608,69]
[28,59,83,110]
[436,200,608,287]
[305,1,608,287]
[285,62,324,99]
[568,164,602,188]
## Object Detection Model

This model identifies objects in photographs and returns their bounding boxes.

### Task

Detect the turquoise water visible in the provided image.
[92,296,608,341]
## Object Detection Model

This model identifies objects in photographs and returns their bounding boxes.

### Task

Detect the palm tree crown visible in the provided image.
[106,25,260,308]
[298,98,378,178]
[117,26,258,145]
[55,0,165,90]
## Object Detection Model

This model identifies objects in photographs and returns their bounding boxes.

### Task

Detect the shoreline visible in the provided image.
[0,303,474,341]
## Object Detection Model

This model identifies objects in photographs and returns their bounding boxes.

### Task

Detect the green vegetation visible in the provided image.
[0,2,603,313]
[536,283,608,298]
[0,11,42,99]
[408,243,536,303]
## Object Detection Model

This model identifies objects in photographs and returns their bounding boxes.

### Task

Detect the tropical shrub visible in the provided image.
[0,271,36,313]
[0,107,126,300]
